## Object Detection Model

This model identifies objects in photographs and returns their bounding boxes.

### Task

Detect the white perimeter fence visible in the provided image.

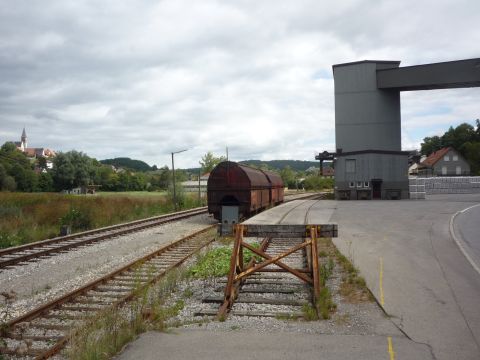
[409,176,480,199]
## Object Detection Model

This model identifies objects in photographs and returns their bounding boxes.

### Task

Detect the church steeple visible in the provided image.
[21,127,27,149]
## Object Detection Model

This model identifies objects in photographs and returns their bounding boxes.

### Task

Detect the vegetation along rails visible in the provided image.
[0,192,323,270]
[198,199,331,320]
[0,225,216,359]
[0,207,208,270]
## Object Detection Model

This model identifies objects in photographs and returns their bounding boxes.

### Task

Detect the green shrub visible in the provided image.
[188,243,260,279]
[317,287,336,319]
[303,176,334,191]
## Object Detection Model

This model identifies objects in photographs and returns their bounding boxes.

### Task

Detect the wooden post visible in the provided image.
[218,224,243,318]
[311,225,320,302]
[238,241,244,273]
[224,225,242,302]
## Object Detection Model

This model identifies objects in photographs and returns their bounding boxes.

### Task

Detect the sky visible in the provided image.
[0,0,479,169]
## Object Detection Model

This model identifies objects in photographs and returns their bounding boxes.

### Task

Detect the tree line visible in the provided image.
[421,120,480,175]
[0,145,333,193]
[0,142,187,192]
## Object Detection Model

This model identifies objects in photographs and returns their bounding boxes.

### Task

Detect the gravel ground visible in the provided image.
[163,238,399,337]
[0,214,216,322]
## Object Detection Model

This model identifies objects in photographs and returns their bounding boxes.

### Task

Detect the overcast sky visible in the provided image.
[1,0,479,168]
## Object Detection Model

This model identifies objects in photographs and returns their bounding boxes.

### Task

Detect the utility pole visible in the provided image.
[198,167,201,206]
[171,149,188,211]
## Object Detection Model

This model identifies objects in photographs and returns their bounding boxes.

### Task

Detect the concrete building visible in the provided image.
[332,58,480,200]
[333,60,409,200]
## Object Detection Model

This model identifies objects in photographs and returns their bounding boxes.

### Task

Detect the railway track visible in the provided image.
[197,199,321,319]
[0,225,216,359]
[201,237,312,319]
[0,193,322,271]
[0,207,208,270]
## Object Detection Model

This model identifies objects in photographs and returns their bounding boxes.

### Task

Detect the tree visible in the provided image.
[2,176,16,191]
[0,142,31,173]
[94,165,115,189]
[442,123,476,151]
[420,136,443,156]
[52,153,76,190]
[52,151,95,190]
[280,166,296,188]
[199,152,226,173]
[303,175,334,190]
[0,142,42,192]
[463,142,480,175]
[149,166,170,190]
[0,163,6,185]
[37,156,48,171]
[100,157,153,172]
[38,172,54,192]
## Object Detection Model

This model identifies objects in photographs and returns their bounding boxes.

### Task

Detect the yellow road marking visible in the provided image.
[388,336,395,360]
[379,257,385,306]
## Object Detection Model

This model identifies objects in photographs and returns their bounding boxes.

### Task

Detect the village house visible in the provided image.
[9,128,56,168]
[418,147,470,176]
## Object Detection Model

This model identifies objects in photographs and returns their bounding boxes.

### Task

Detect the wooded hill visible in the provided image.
[100,157,157,172]
[185,159,320,173]
[239,160,320,171]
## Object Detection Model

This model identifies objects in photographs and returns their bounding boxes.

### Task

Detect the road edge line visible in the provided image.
[449,204,480,276]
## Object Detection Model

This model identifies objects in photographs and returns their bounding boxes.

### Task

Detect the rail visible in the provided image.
[0,225,217,358]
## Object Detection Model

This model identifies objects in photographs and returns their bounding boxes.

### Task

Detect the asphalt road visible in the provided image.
[116,330,431,360]
[331,194,480,360]
[117,194,480,360]
[453,203,480,273]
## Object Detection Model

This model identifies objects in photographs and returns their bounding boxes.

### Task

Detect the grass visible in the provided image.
[331,243,373,303]
[275,313,302,321]
[0,192,204,249]
[319,257,335,286]
[188,243,260,279]
[67,268,188,360]
[96,191,168,197]
[316,287,337,319]
[302,303,318,321]
[314,236,373,318]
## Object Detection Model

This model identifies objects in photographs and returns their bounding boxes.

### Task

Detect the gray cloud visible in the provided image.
[0,0,479,168]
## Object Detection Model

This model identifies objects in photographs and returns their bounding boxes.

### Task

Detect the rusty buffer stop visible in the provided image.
[218,223,338,318]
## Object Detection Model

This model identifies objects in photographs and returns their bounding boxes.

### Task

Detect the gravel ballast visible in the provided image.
[0,214,216,322]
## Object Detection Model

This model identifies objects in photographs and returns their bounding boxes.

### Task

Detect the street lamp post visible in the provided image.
[171,149,188,211]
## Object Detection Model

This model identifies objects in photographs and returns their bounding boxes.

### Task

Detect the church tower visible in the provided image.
[21,127,27,150]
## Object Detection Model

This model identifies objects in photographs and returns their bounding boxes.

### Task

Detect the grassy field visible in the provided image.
[96,191,168,197]
[0,192,205,249]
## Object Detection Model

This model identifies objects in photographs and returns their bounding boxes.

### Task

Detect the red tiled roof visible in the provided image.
[421,147,451,167]
[322,167,334,176]
[24,148,38,157]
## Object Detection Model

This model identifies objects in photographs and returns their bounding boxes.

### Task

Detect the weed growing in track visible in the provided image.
[67,268,189,360]
[316,287,337,319]
[188,242,260,278]
[302,304,319,321]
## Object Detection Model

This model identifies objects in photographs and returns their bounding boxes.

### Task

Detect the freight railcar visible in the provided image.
[207,161,284,223]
